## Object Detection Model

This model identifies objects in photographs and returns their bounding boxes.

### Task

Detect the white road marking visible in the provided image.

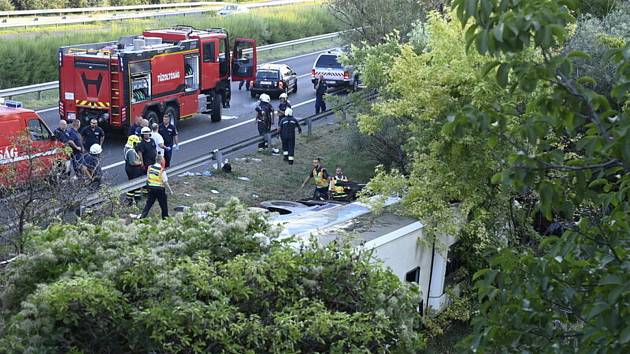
[103,97,318,171]
[37,107,58,114]
[221,115,239,120]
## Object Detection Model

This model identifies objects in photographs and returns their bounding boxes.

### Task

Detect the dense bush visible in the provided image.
[0,201,424,353]
[563,7,630,101]
[0,5,340,88]
[575,0,620,17]
[0,0,14,11]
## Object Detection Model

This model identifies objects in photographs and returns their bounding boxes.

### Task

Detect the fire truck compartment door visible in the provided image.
[232,38,256,82]
[73,59,111,105]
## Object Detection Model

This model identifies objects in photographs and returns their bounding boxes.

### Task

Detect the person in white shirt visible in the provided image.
[150,123,166,157]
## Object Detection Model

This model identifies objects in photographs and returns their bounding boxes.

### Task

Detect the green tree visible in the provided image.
[327,0,443,44]
[350,10,536,272]
[446,0,630,352]
[575,0,620,17]
[564,7,630,99]
[0,201,425,353]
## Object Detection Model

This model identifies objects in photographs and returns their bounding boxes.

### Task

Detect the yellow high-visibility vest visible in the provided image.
[146,164,164,188]
[330,175,348,196]
[313,168,328,188]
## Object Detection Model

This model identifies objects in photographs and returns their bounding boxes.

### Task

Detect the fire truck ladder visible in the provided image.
[110,61,121,122]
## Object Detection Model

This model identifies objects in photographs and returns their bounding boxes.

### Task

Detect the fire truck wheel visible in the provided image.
[145,110,160,126]
[211,94,222,122]
[164,105,179,125]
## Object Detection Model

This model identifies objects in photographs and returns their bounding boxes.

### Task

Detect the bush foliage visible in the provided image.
[0,5,340,88]
[0,201,425,353]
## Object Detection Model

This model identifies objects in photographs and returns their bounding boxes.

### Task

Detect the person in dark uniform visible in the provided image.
[140,156,172,220]
[136,127,157,172]
[301,158,329,200]
[128,116,143,137]
[80,118,105,152]
[255,93,274,151]
[81,144,103,189]
[67,119,84,175]
[277,107,301,165]
[314,74,328,114]
[278,92,291,118]
[239,80,250,91]
[53,119,70,144]
[158,115,179,168]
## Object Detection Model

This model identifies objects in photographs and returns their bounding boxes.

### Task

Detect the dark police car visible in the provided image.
[250,63,298,99]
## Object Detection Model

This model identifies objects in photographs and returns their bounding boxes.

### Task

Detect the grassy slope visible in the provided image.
[135,120,377,217]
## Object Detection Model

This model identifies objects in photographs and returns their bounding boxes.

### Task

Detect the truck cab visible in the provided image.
[0,100,66,186]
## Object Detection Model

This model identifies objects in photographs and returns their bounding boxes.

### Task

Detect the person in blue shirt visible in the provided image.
[314,75,328,114]
[277,108,301,165]
[81,144,103,189]
[67,119,84,175]
[53,119,70,144]
[128,116,144,137]
[158,115,179,168]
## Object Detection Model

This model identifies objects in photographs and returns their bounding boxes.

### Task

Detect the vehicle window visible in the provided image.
[27,119,51,141]
[256,70,279,80]
[203,42,215,62]
[315,55,342,68]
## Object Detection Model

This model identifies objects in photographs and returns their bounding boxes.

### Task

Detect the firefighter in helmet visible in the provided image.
[278,92,291,118]
[255,93,274,151]
[124,135,144,204]
[277,107,301,165]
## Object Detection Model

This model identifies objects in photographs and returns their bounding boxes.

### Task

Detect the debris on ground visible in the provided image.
[211,190,219,194]
[184,193,191,197]
[237,176,251,181]
[234,157,262,162]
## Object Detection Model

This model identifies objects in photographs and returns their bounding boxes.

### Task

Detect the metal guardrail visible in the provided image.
[83,91,377,210]
[0,31,343,100]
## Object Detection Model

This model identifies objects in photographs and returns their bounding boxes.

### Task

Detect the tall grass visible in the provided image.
[0,4,339,89]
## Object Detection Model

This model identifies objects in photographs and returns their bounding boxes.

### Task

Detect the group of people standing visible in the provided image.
[255,92,302,165]
[124,115,178,219]
[53,117,105,187]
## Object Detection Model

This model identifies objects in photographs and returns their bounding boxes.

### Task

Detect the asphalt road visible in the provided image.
[38,49,339,185]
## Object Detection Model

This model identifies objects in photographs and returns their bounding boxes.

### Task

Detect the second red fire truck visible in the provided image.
[58,26,257,128]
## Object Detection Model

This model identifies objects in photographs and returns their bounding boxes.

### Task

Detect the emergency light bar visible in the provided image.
[2,100,22,108]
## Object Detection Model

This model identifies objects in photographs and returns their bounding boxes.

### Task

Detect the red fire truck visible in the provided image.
[58,26,256,128]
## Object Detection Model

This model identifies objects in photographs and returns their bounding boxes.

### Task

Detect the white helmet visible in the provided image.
[90,144,102,155]
[279,93,288,99]
[141,127,151,135]
[259,94,270,103]
[284,107,293,116]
